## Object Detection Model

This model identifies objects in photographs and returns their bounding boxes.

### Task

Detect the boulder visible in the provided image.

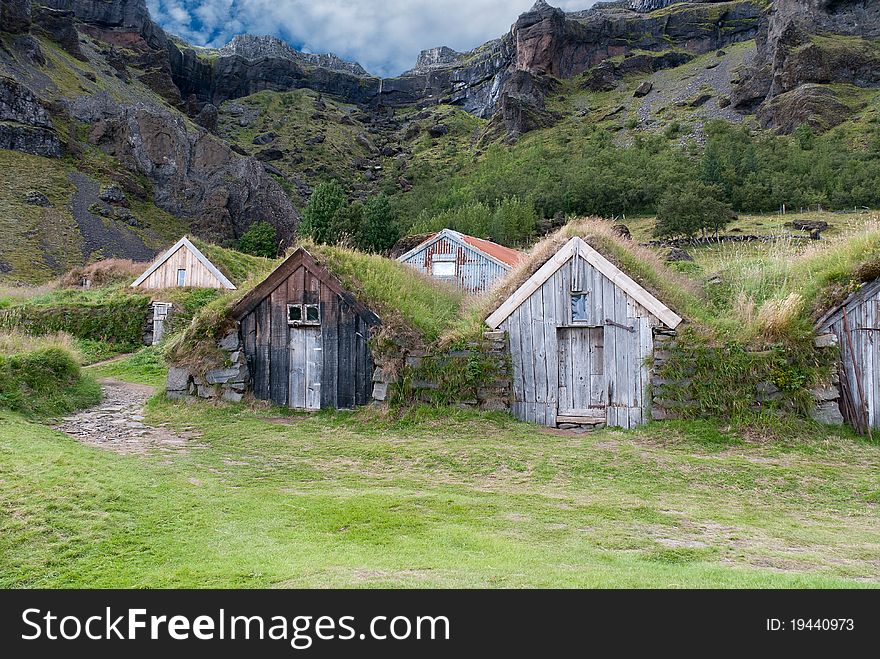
[811,401,844,426]
[427,124,449,138]
[99,184,127,205]
[166,367,192,392]
[611,223,632,240]
[252,132,276,145]
[0,77,62,157]
[665,247,693,263]
[25,190,50,206]
[195,103,218,133]
[633,81,653,98]
[0,0,31,33]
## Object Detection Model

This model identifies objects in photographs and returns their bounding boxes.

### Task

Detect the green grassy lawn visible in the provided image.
[1,386,878,587]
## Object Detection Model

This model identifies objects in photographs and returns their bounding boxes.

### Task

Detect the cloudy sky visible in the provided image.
[147,0,598,77]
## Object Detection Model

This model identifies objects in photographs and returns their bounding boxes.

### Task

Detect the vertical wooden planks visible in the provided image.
[254,301,271,401]
[321,294,338,409]
[269,284,289,406]
[337,309,355,410]
[542,277,559,426]
[530,285,548,424]
[289,326,305,408]
[519,303,536,422]
[304,326,322,410]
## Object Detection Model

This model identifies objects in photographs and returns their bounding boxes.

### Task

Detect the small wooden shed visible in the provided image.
[397,229,525,294]
[131,236,236,290]
[231,247,380,411]
[815,277,880,435]
[485,236,682,429]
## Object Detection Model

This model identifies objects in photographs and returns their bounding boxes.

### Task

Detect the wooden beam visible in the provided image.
[485,236,682,330]
[556,414,606,425]
[576,240,681,330]
[485,240,578,329]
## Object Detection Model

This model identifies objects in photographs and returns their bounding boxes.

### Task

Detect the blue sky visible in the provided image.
[147,0,597,77]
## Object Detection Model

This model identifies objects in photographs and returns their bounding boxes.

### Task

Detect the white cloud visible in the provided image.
[147,0,600,77]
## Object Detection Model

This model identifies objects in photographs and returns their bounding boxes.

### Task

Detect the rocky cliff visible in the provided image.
[0,0,300,266]
[732,0,880,131]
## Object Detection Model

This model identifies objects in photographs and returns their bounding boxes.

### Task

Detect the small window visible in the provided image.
[571,293,590,323]
[432,260,456,277]
[287,303,321,326]
[176,268,187,286]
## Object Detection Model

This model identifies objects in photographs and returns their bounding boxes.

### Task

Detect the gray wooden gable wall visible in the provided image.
[239,262,375,411]
[399,234,511,294]
[499,252,660,429]
[820,281,880,433]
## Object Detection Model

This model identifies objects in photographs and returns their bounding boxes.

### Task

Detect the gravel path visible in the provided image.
[56,379,195,455]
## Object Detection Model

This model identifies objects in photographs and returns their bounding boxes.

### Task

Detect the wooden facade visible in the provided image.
[397,229,524,294]
[816,278,880,435]
[131,236,235,290]
[486,237,682,429]
[231,248,380,411]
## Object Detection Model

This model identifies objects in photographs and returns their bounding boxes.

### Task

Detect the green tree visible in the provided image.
[331,201,363,245]
[795,124,815,151]
[654,182,733,239]
[358,194,400,253]
[238,221,278,258]
[300,181,347,244]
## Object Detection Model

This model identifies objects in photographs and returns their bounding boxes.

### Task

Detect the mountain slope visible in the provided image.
[1,0,880,284]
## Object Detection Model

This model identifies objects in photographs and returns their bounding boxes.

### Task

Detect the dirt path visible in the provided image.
[56,378,195,455]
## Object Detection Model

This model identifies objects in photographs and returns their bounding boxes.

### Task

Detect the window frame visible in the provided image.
[287,303,321,326]
[431,253,457,278]
[176,268,187,287]
[570,291,590,324]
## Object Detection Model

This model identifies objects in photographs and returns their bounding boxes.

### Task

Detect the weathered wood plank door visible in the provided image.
[289,326,322,410]
[152,302,172,346]
[557,327,605,419]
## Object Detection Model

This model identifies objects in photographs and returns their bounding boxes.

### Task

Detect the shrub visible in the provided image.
[238,221,279,258]
[0,346,100,417]
[654,181,733,238]
[0,295,150,346]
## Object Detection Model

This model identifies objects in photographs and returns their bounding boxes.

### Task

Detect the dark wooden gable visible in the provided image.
[232,248,380,410]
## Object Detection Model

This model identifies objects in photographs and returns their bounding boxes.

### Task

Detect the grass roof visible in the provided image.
[189,238,278,287]
[305,241,465,343]
[488,218,704,320]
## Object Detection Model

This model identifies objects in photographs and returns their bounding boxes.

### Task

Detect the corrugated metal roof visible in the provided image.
[455,232,526,267]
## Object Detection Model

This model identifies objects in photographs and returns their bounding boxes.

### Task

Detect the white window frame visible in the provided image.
[431,253,456,278]
[287,303,321,326]
[570,292,590,324]
[176,268,187,286]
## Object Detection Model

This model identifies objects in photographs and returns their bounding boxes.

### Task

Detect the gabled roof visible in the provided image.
[397,229,526,269]
[231,247,381,325]
[130,236,236,289]
[815,277,880,330]
[485,236,682,330]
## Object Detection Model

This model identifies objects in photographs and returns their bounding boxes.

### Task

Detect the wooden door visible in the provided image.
[557,327,605,422]
[152,303,172,346]
[289,326,322,410]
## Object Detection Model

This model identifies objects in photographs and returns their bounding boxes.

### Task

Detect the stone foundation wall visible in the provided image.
[651,330,844,424]
[371,330,512,412]
[165,330,249,403]
[165,326,511,412]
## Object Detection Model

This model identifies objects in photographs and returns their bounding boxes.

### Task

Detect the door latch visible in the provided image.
[604,318,635,333]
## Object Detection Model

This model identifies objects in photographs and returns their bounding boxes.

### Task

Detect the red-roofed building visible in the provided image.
[396,229,526,294]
